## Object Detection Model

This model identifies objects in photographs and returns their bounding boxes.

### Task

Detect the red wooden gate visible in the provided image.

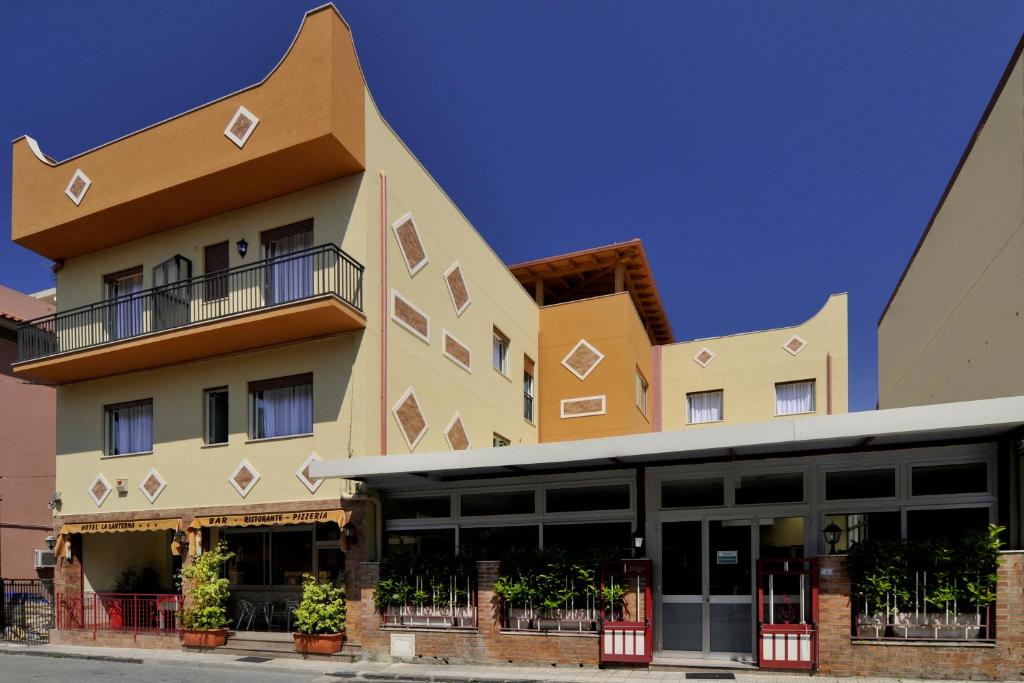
[599,559,652,665]
[757,558,818,670]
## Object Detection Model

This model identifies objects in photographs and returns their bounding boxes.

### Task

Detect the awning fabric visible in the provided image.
[55,518,183,557]
[188,509,349,530]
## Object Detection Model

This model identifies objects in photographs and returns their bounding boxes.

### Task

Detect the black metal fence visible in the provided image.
[17,243,364,362]
[1,579,54,644]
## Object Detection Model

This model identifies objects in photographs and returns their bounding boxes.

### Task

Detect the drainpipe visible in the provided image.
[826,352,833,415]
[380,171,388,455]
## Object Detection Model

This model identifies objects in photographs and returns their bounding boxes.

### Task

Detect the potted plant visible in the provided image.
[179,542,234,648]
[293,573,346,655]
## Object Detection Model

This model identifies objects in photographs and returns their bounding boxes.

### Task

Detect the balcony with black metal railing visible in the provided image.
[15,243,365,383]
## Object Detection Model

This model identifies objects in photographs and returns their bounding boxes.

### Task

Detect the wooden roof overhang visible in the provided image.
[509,239,674,344]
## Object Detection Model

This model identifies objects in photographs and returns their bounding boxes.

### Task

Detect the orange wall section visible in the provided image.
[538,293,653,442]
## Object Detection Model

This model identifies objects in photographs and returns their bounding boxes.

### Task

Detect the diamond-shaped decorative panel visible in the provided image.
[783,335,807,356]
[392,387,428,451]
[392,212,429,276]
[443,262,471,316]
[88,473,111,507]
[693,348,716,368]
[561,340,605,380]
[224,106,260,148]
[65,169,92,206]
[444,413,470,451]
[296,452,324,494]
[138,468,166,504]
[229,459,261,498]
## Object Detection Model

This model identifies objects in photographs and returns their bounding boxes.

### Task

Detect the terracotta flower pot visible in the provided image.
[293,631,344,655]
[181,628,229,648]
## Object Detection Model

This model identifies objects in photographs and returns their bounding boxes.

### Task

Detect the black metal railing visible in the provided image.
[1,578,54,644]
[17,243,364,362]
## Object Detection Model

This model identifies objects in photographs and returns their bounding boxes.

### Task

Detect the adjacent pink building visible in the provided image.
[0,284,55,578]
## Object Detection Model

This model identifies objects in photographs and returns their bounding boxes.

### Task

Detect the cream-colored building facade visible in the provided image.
[879,38,1024,409]
[9,6,848,604]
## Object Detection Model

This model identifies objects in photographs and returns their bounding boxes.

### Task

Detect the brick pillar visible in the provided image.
[343,498,371,646]
[476,560,500,637]
[54,535,83,597]
[353,561,380,651]
[816,554,851,675]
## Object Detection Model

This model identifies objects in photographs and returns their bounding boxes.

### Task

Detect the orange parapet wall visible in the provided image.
[11,6,365,262]
[538,292,654,443]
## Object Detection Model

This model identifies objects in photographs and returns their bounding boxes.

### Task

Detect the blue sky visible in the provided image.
[1,1,1022,411]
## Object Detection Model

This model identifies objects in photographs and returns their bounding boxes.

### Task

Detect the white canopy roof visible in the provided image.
[310,396,1024,490]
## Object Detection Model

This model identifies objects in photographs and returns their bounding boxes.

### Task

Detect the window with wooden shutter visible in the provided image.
[204,241,230,301]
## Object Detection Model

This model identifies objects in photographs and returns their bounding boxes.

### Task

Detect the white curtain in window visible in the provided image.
[257,383,313,438]
[688,390,722,424]
[776,380,815,416]
[112,402,152,455]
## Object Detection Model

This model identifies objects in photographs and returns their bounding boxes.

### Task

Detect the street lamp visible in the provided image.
[342,521,358,546]
[823,522,842,555]
[236,239,249,259]
[44,535,56,551]
[631,530,644,559]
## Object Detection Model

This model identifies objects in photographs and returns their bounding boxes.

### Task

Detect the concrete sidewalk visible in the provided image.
[0,642,1009,683]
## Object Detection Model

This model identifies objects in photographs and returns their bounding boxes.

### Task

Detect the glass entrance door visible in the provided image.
[660,518,754,661]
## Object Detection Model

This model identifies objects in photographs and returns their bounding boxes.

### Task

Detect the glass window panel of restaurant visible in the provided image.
[223,524,341,587]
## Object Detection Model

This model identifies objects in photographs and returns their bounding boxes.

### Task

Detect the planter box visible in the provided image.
[293,632,344,655]
[181,628,228,648]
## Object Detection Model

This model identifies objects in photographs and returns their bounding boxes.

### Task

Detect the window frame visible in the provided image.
[686,389,724,425]
[203,386,229,446]
[492,327,510,376]
[492,433,511,447]
[247,372,314,441]
[774,378,817,417]
[635,369,649,417]
[103,398,154,457]
[523,358,535,423]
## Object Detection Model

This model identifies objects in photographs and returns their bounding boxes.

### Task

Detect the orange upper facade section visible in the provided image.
[11,6,366,262]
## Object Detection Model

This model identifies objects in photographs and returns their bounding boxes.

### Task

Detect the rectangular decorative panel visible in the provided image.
[392,212,428,276]
[443,262,471,316]
[391,290,429,342]
[442,329,471,372]
[560,395,607,418]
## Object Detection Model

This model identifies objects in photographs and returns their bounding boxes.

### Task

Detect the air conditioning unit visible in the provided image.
[34,549,55,569]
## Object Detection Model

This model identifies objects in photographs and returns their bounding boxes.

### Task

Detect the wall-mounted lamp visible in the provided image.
[236,239,249,259]
[173,529,189,558]
[631,530,644,558]
[823,522,842,555]
[342,521,358,546]
[44,535,56,551]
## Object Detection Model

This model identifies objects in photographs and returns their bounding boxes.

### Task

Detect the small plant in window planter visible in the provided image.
[293,574,346,655]
[601,583,628,622]
[178,542,234,648]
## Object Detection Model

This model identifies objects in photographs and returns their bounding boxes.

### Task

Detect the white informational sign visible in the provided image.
[716,550,739,565]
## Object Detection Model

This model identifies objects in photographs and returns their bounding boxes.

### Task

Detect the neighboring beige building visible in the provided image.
[878,36,1024,409]
[7,4,848,651]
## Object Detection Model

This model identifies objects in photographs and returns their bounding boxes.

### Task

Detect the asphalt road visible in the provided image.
[0,654,342,683]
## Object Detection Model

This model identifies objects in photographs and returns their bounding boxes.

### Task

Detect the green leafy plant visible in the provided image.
[293,573,346,635]
[600,583,627,618]
[178,542,235,630]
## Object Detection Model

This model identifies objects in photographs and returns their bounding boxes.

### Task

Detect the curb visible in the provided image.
[329,673,549,683]
[0,647,143,665]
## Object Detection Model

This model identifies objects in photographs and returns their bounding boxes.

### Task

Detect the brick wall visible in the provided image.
[349,560,599,667]
[51,629,180,650]
[817,552,1024,680]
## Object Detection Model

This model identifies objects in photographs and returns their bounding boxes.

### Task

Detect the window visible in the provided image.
[383,496,452,521]
[636,371,648,416]
[151,255,192,332]
[104,266,143,341]
[907,507,991,542]
[662,478,725,508]
[105,399,153,456]
[823,512,900,552]
[203,387,229,445]
[911,462,988,496]
[492,327,509,375]
[825,468,896,500]
[545,484,630,513]
[386,528,456,556]
[262,220,314,305]
[687,390,723,424]
[775,379,816,416]
[249,373,313,439]
[222,525,340,587]
[523,357,535,422]
[204,241,230,301]
[544,521,632,554]
[461,490,535,516]
[734,472,803,505]
[492,433,510,447]
[460,526,538,558]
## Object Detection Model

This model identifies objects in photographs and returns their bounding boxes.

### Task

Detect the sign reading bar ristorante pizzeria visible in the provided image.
[190,509,347,528]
